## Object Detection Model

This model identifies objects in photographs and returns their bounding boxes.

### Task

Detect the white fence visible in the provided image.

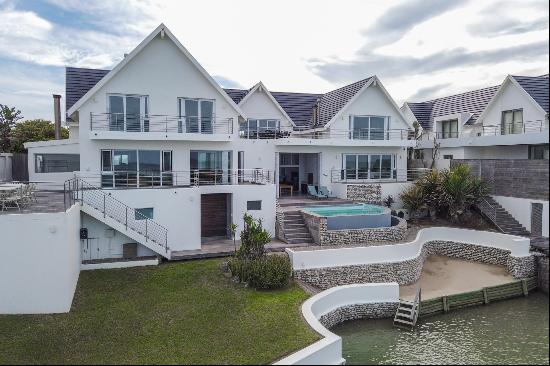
[274,283,399,365]
[286,227,531,271]
[0,204,81,314]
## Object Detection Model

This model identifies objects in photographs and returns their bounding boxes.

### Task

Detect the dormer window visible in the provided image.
[438,119,458,139]
[501,109,523,135]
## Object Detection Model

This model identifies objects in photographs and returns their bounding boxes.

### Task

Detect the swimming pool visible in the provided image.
[302,204,392,230]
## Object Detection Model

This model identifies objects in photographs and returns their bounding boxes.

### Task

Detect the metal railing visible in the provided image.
[64,178,169,253]
[477,196,506,233]
[331,168,429,183]
[423,120,548,140]
[90,113,233,135]
[290,128,413,140]
[412,287,422,326]
[76,169,275,188]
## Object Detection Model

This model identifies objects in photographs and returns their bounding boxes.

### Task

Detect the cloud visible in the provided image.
[212,75,244,89]
[467,17,548,37]
[406,83,451,102]
[359,0,468,50]
[308,41,549,83]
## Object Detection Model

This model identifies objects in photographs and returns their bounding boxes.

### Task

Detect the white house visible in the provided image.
[402,74,549,161]
[21,23,414,263]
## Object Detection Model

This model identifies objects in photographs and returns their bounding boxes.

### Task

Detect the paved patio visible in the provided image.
[0,190,66,215]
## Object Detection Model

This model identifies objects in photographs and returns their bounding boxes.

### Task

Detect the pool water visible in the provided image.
[333,292,549,365]
[303,204,385,217]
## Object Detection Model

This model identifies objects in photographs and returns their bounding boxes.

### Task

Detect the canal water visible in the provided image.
[333,292,549,365]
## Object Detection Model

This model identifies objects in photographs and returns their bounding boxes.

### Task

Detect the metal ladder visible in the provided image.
[393,287,421,329]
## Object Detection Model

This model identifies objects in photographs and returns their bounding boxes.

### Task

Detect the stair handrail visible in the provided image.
[64,177,169,253]
[478,196,504,233]
[412,287,421,326]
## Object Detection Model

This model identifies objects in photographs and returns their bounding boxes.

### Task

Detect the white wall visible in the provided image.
[480,79,547,128]
[0,204,81,314]
[102,184,276,251]
[286,227,531,271]
[492,195,549,236]
[329,82,410,133]
[26,140,80,190]
[274,283,399,365]
[238,87,293,131]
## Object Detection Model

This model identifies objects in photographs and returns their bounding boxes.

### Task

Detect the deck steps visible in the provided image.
[280,210,314,244]
[477,197,530,237]
[393,289,421,330]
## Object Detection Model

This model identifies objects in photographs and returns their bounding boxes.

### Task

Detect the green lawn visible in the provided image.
[0,259,318,365]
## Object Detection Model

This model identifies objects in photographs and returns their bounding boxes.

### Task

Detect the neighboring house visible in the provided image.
[402,74,549,161]
[22,23,414,262]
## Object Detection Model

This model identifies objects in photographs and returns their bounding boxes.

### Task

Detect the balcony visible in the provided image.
[421,120,549,148]
[89,113,234,141]
[77,169,274,189]
[274,128,415,147]
[330,168,429,183]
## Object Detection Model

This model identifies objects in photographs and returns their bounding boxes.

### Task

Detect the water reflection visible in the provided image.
[334,292,549,365]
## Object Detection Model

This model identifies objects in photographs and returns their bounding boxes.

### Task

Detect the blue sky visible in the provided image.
[0,0,548,121]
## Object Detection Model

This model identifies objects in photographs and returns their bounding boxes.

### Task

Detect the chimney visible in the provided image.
[53,94,62,140]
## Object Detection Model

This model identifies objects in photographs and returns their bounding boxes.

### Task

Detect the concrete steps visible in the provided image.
[281,210,314,244]
[478,197,531,237]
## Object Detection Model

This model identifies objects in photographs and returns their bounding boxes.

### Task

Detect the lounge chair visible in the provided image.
[318,186,333,198]
[307,185,326,199]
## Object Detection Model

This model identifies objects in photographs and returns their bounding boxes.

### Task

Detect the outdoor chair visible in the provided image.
[318,186,333,198]
[0,191,21,211]
[307,185,326,199]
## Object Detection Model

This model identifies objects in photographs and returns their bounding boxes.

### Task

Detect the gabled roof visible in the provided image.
[511,74,549,112]
[316,77,373,127]
[66,23,246,119]
[237,81,297,126]
[406,84,500,130]
[66,67,110,111]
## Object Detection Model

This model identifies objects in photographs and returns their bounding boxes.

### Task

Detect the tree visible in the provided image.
[0,104,23,152]
[10,119,69,153]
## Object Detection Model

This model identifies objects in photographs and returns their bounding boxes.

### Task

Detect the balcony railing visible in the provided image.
[90,113,233,134]
[287,128,413,140]
[425,120,548,140]
[77,169,274,188]
[330,168,429,183]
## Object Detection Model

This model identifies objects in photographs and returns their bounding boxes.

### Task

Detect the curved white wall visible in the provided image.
[274,283,399,365]
[287,227,531,270]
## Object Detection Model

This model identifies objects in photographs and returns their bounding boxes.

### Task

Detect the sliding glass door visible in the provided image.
[351,116,388,140]
[101,150,172,188]
[501,109,523,135]
[179,98,214,133]
[190,150,232,184]
[107,94,148,132]
[343,154,395,181]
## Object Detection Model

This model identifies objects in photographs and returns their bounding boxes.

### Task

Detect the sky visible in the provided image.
[0,0,548,122]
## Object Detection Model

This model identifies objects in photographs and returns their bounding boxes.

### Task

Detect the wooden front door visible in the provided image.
[201,194,229,238]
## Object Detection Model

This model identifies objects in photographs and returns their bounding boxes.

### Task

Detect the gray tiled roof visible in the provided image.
[223,88,249,105]
[407,84,500,130]
[316,77,373,127]
[66,67,110,111]
[511,74,549,112]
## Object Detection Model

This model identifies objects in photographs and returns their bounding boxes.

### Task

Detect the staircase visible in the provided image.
[394,288,421,330]
[280,211,314,244]
[64,178,171,258]
[477,196,530,237]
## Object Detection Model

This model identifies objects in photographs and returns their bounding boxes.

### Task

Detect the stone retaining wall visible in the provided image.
[302,211,407,246]
[319,302,399,329]
[346,184,382,204]
[294,240,536,290]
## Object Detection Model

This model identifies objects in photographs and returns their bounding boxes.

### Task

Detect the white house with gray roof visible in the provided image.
[23,23,415,262]
[403,74,549,161]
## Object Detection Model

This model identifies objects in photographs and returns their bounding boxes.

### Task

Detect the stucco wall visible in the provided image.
[0,204,81,314]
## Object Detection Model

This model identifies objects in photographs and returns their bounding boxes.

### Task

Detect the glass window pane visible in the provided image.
[139,150,160,173]
[513,110,523,134]
[34,154,80,173]
[113,150,137,171]
[370,155,381,179]
[108,95,124,131]
[162,151,172,171]
[345,155,357,180]
[381,155,392,178]
[353,117,369,139]
[370,117,385,140]
[358,155,369,179]
[502,111,513,135]
[200,100,214,134]
[135,208,154,220]
[126,96,141,132]
[101,150,112,171]
[185,99,199,133]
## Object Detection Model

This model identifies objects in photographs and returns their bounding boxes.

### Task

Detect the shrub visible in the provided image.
[228,255,291,290]
[400,184,425,212]
[237,213,271,260]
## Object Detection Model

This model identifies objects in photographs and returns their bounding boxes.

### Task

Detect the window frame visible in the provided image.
[341,153,396,181]
[350,115,390,140]
[106,93,149,132]
[34,153,80,173]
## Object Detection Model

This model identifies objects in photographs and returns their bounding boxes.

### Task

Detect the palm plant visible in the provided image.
[441,164,489,222]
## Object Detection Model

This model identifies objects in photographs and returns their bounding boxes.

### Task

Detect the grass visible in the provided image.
[0,259,318,365]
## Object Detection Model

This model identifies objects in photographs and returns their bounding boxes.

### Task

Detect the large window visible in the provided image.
[101,149,172,187]
[350,116,388,140]
[178,98,214,133]
[107,94,149,132]
[529,144,549,160]
[501,109,523,135]
[190,150,232,184]
[342,154,395,180]
[240,119,281,139]
[439,119,458,139]
[35,154,80,173]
